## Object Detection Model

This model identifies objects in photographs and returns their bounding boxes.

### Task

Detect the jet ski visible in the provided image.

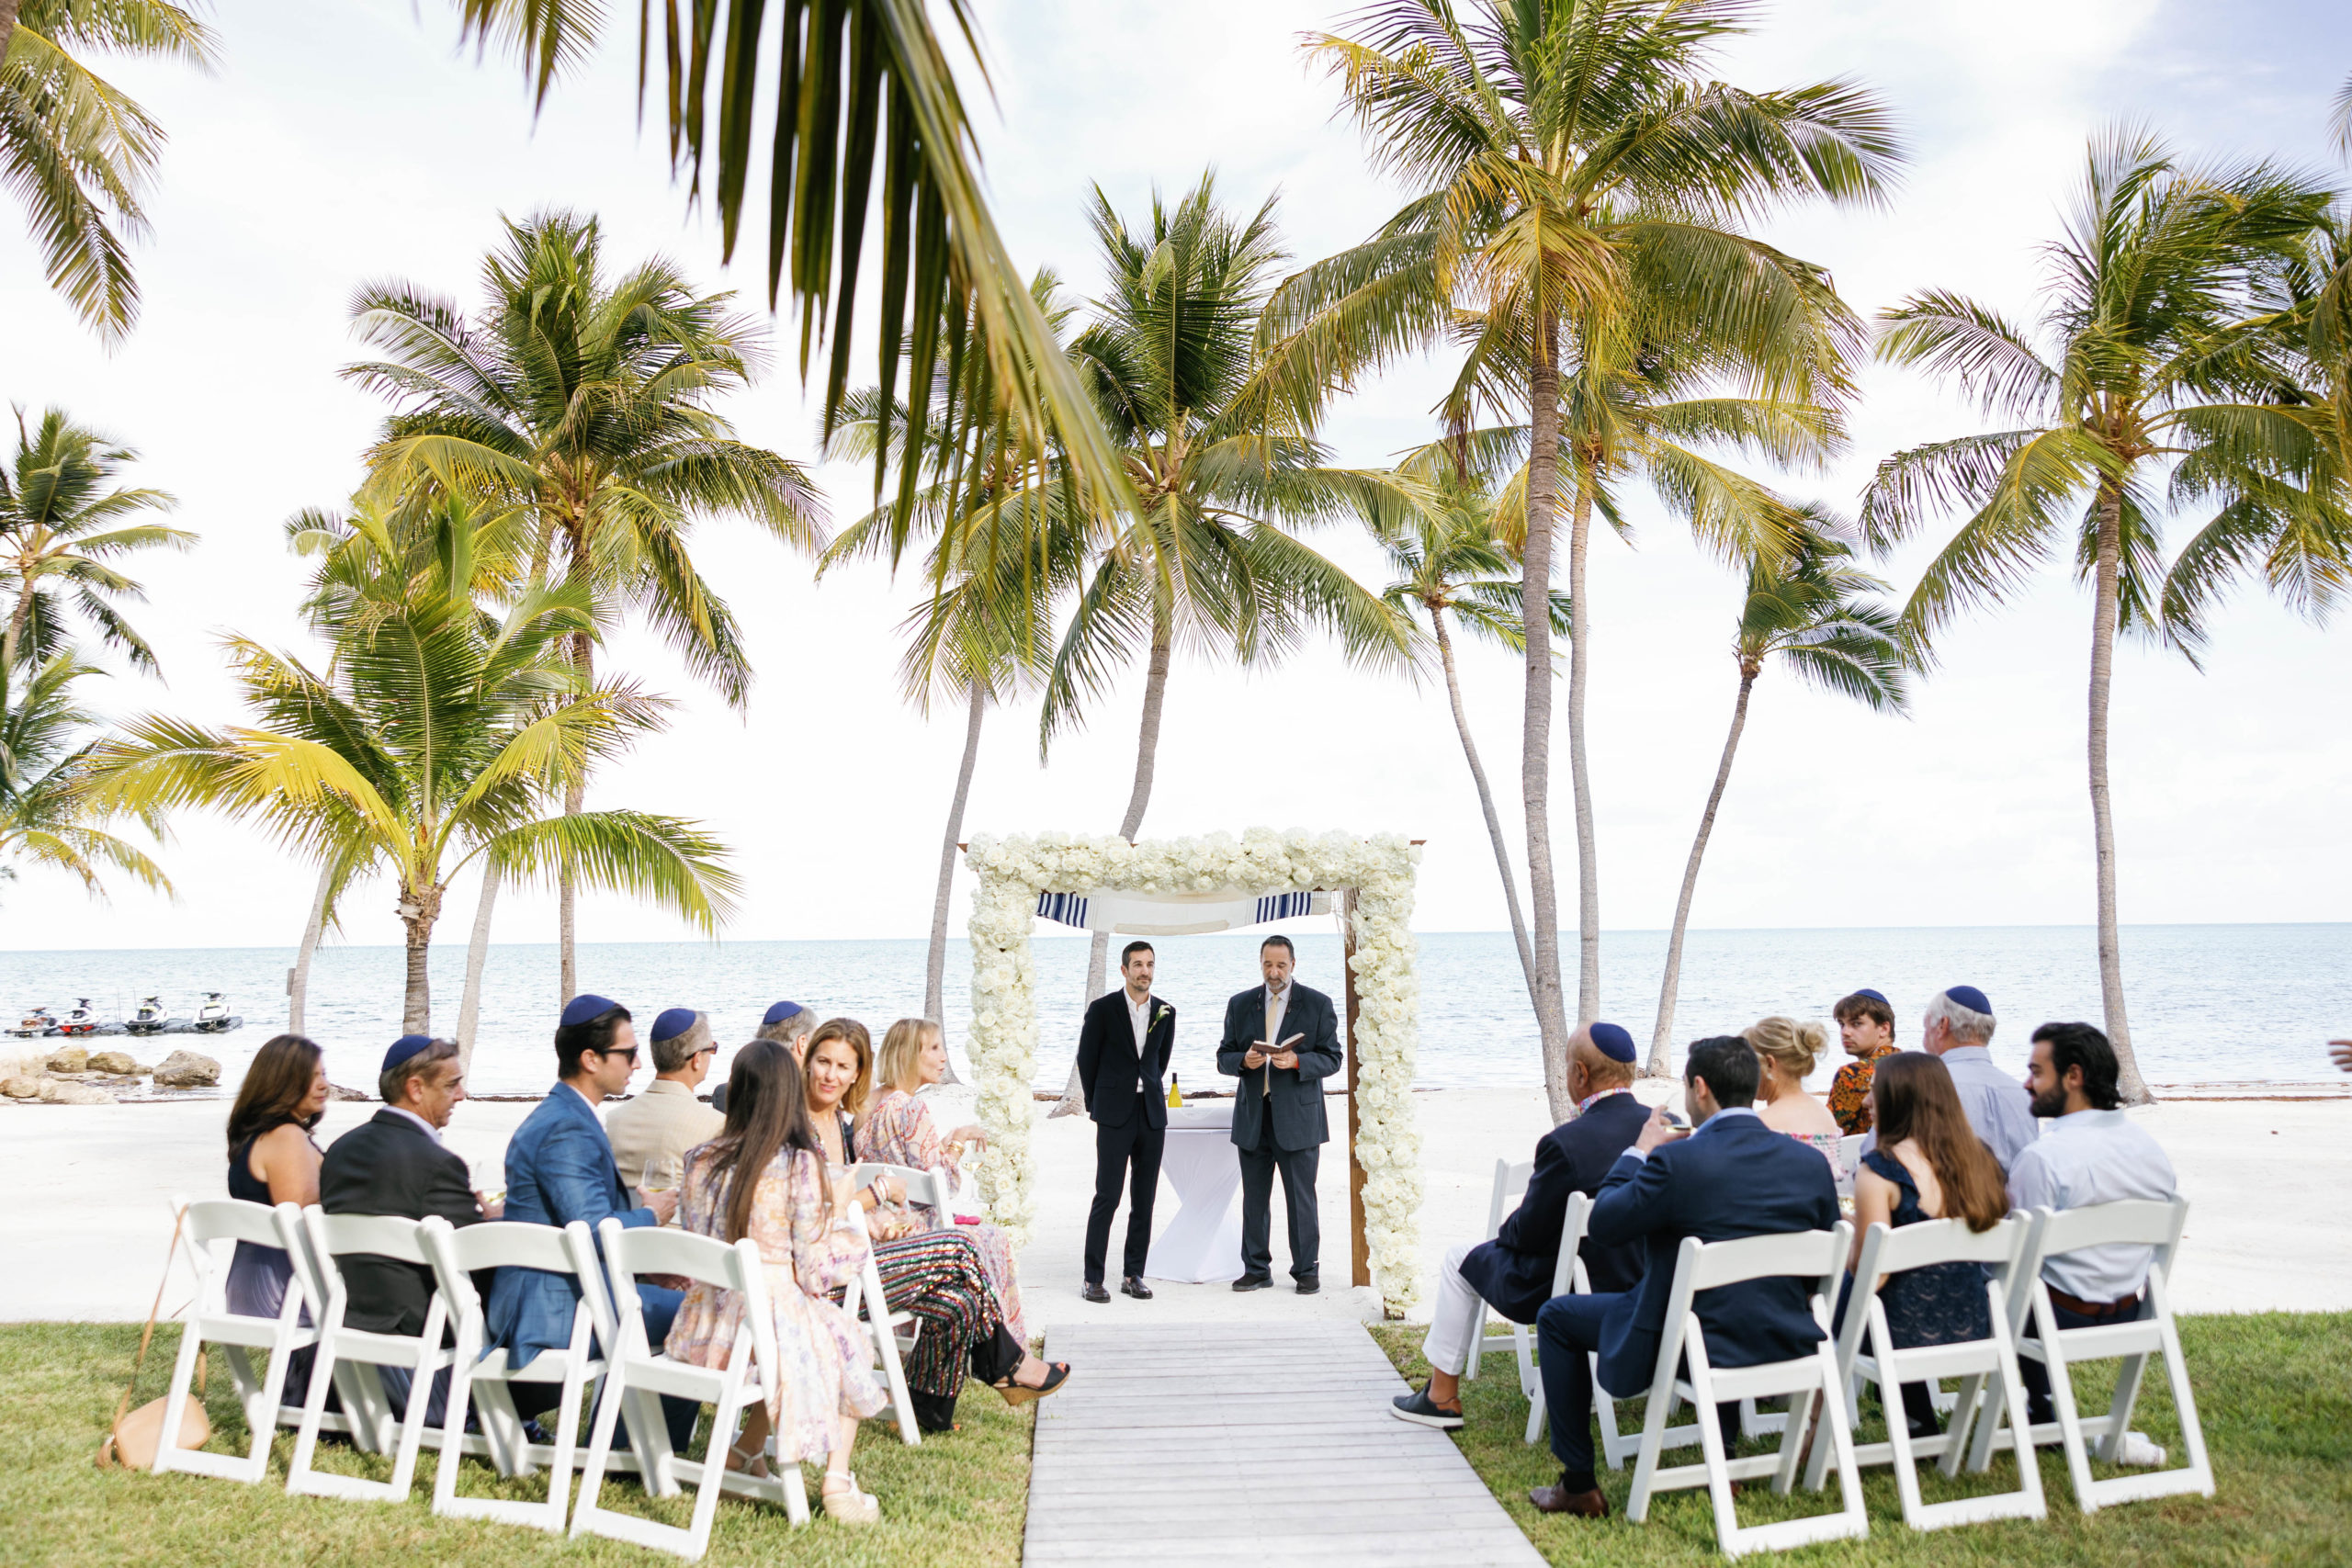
[125,995,170,1035]
[190,991,242,1034]
[9,1006,57,1039]
[57,998,103,1037]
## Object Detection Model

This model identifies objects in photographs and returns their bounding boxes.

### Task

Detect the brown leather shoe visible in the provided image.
[1080,1280,1110,1303]
[1528,1483,1609,1517]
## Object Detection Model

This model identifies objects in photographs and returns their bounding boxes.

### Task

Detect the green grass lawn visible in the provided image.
[1370,1313,2352,1565]
[0,1323,1029,1566]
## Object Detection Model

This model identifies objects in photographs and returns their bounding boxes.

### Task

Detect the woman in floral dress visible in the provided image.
[856,1018,1026,1345]
[666,1040,887,1524]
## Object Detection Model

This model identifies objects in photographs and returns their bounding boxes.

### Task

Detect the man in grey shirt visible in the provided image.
[1918,985,2039,1174]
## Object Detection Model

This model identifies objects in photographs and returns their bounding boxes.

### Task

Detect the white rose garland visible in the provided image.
[965,829,1424,1314]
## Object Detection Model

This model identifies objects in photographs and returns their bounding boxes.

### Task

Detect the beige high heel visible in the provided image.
[820,1470,880,1524]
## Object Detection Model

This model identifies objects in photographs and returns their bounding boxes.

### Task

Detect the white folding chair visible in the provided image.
[1464,1156,1533,1386]
[571,1219,808,1559]
[1965,1198,2212,1513]
[1625,1225,1868,1558]
[1526,1192,1709,1463]
[420,1217,604,1532]
[1803,1215,2045,1530]
[833,1193,923,1446]
[152,1196,319,1483]
[284,1209,452,1503]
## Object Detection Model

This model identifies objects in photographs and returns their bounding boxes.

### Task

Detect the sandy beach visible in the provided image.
[5,1084,2344,1326]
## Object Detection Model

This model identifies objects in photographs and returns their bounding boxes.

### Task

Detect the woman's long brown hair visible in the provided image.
[1871,1052,2009,1231]
[805,1017,874,1118]
[704,1040,830,1245]
[227,1033,324,1151]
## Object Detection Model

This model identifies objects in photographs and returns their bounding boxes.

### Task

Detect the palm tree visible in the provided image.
[824,274,1091,1054]
[1645,518,1910,1075]
[1038,175,1413,1111]
[80,559,738,1035]
[0,649,166,904]
[345,210,824,1004]
[2,0,213,338]
[1359,436,1568,1019]
[1275,0,1898,1111]
[0,406,190,676]
[1861,130,2331,1104]
[449,0,1131,536]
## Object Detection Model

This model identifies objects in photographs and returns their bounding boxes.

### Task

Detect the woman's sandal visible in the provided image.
[821,1471,880,1524]
[724,1438,770,1481]
[994,1361,1073,1405]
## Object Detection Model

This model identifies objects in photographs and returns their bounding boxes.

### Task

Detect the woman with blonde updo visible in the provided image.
[1744,1016,1843,1171]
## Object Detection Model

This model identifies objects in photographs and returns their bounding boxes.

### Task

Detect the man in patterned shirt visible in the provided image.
[1827,988,1898,1134]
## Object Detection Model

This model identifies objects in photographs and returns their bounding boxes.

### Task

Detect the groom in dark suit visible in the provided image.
[1076,940,1175,1303]
[1217,934,1343,1293]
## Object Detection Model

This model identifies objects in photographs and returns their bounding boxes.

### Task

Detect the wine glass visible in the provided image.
[640,1154,684,1201]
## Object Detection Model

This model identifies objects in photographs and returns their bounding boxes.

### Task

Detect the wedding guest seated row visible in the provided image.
[606,1007,723,1193]
[1747,1015,1843,1169]
[2010,1021,2176,1460]
[1839,1051,2010,1441]
[857,1017,1026,1344]
[1390,1022,1648,1430]
[802,1016,1067,1433]
[1530,1035,1841,1520]
[669,1041,888,1522]
[223,1032,332,1406]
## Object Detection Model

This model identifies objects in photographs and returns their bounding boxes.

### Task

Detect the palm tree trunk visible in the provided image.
[1521,316,1576,1122]
[1051,608,1173,1117]
[1432,609,1537,1010]
[1566,474,1601,1031]
[2,572,36,674]
[924,679,987,1086]
[400,884,443,1035]
[456,864,501,1077]
[0,4,19,68]
[1646,667,1757,1077]
[558,626,592,1006]
[2088,483,2148,1104]
[288,861,333,1036]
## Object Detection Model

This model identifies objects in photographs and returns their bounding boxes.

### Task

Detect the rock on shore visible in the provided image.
[152,1050,221,1089]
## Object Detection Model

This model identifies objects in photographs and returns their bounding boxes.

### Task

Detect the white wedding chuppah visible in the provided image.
[960,829,1426,1315]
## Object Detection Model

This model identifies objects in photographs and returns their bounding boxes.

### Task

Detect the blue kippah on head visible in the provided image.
[1944,985,1991,1016]
[382,1033,435,1074]
[1854,987,1890,1007]
[1588,1021,1637,1063]
[650,1007,696,1043]
[560,993,620,1029]
[762,999,805,1026]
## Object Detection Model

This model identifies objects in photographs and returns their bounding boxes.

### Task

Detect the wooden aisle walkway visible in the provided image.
[1023,1320,1545,1566]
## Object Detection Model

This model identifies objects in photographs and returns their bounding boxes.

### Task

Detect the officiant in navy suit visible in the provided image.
[1076,940,1175,1303]
[1217,935,1343,1293]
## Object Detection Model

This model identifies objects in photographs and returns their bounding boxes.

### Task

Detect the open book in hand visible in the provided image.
[1258,1032,1307,1069]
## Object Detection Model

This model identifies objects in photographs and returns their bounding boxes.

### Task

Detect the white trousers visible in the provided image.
[1420,1241,1492,1378]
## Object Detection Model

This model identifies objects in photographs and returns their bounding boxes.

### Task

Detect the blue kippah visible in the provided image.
[1588,1021,1637,1063]
[1944,985,1991,1016]
[650,1007,696,1043]
[560,993,620,1029]
[382,1034,435,1074]
[1854,987,1890,1007]
[762,999,805,1026]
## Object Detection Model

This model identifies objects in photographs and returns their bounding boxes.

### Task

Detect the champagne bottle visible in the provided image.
[1166,1072,1183,1109]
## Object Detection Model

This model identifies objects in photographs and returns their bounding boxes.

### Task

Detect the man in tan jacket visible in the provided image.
[606,1007,725,1193]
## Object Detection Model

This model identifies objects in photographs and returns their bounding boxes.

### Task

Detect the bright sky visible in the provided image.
[2,0,2347,959]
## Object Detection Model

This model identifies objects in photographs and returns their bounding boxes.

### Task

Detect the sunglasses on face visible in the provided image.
[599,1046,640,1065]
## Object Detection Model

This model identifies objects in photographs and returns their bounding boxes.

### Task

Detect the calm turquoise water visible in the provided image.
[2,924,2342,1098]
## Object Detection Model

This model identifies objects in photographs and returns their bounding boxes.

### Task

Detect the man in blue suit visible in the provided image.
[1529,1034,1840,1518]
[485,995,694,1449]
[1391,1021,1649,1429]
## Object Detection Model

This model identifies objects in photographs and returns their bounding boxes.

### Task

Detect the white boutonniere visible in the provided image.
[1151,1002,1172,1032]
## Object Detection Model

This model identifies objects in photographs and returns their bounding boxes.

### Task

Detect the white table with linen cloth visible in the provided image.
[1145,1102,1245,1283]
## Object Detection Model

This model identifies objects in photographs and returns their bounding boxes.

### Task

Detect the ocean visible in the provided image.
[3,923,2343,1100]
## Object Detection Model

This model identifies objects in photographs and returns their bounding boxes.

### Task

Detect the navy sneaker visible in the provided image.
[1391,1385,1464,1429]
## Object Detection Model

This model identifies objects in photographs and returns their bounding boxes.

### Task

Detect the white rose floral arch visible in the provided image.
[962,829,1424,1314]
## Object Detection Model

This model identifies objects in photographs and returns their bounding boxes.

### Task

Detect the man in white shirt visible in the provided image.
[2008,1020,2177,1455]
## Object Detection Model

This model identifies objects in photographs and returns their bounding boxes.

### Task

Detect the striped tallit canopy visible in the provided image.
[1035,887,1332,936]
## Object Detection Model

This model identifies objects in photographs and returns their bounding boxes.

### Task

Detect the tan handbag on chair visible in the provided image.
[96,1205,210,1471]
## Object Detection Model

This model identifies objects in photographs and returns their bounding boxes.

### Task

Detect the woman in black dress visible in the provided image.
[224,1033,331,1399]
[1839,1051,2011,1438]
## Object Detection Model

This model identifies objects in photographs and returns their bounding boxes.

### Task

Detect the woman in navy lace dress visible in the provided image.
[1840,1051,2010,1439]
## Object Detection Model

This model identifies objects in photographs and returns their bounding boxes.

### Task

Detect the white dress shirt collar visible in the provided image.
[385,1105,444,1145]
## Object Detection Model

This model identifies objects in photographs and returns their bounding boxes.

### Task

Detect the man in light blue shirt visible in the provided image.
[1920,985,2039,1174]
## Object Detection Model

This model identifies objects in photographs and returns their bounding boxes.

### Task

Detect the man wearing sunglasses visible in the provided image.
[486,994,696,1451]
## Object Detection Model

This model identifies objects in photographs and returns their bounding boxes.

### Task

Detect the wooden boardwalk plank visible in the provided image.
[1023,1320,1543,1567]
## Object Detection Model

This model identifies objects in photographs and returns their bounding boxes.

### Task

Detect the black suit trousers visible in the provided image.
[1238,1139,1319,1280]
[1085,1118,1165,1284]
